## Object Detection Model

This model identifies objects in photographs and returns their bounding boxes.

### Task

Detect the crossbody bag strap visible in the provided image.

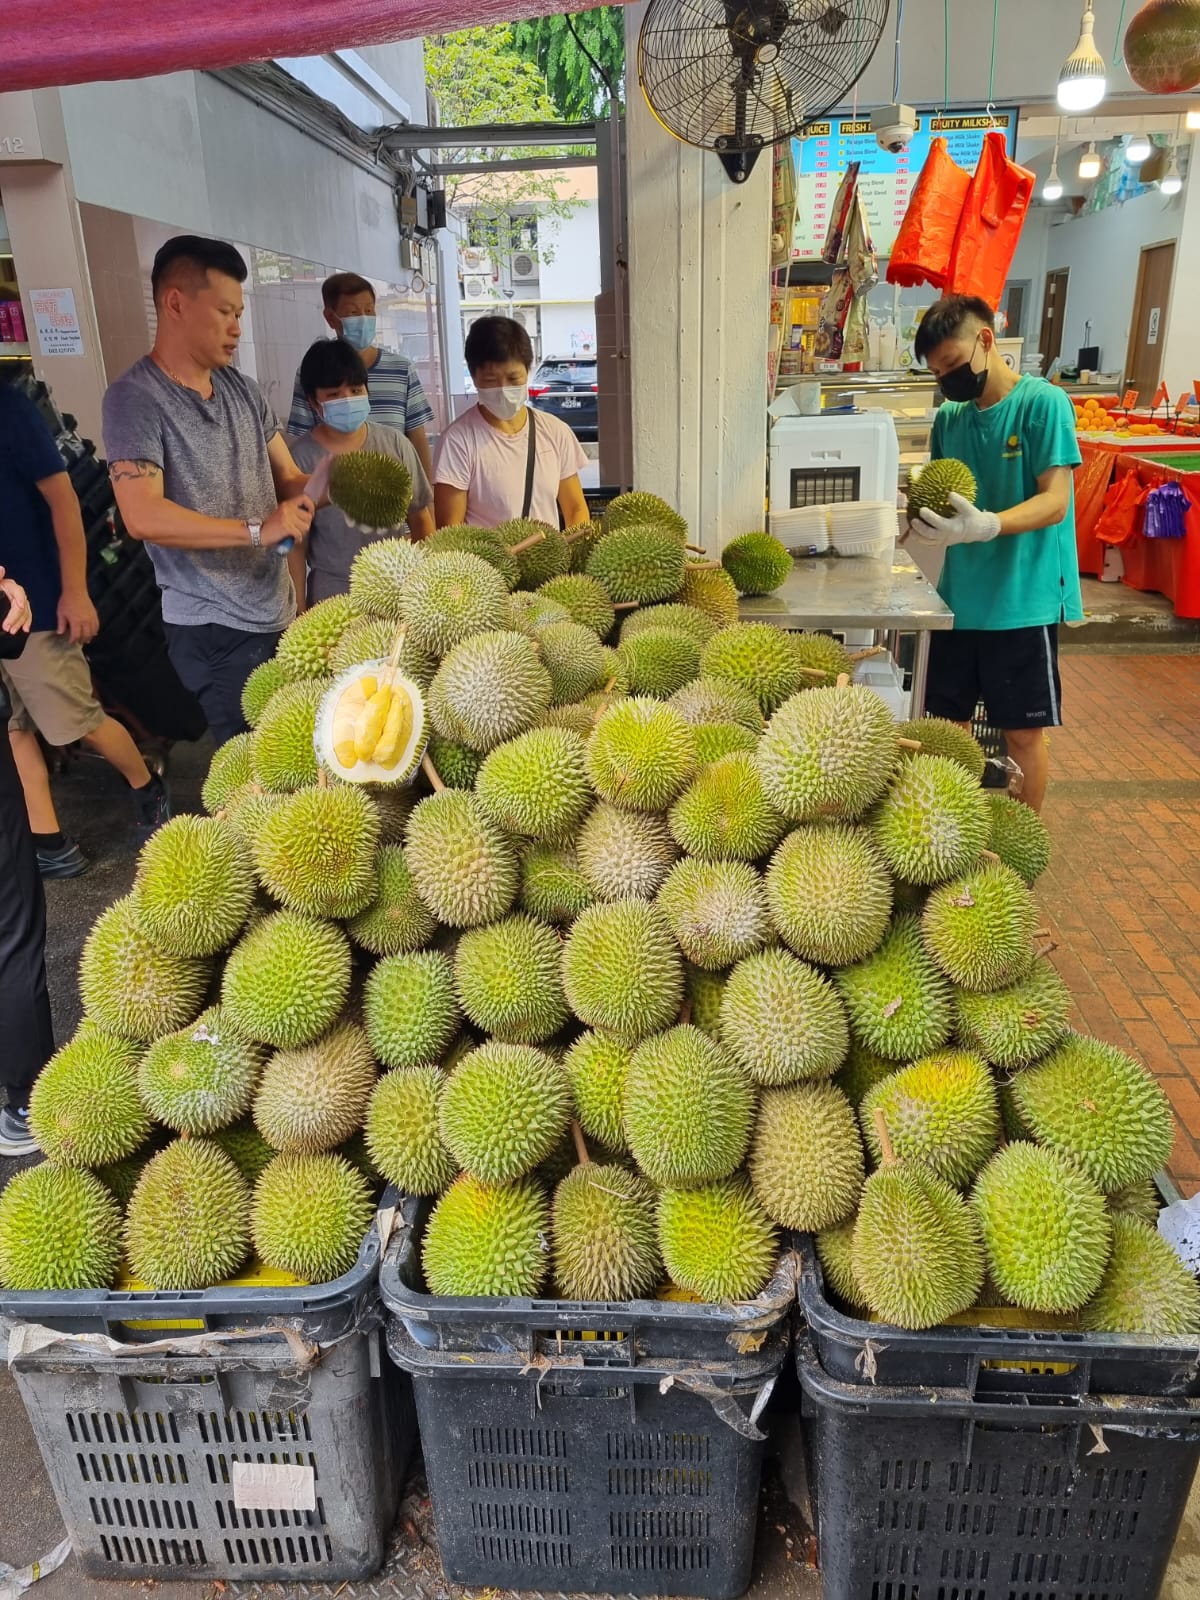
[520,405,538,520]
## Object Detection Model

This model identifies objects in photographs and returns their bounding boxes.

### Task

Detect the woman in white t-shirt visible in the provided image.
[433,317,590,530]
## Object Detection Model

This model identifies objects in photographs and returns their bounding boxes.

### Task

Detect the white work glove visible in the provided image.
[914,492,1001,546]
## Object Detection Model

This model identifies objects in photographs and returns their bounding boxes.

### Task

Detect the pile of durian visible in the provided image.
[0,493,1194,1341]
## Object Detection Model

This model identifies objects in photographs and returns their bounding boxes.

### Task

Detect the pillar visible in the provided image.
[1162,133,1200,404]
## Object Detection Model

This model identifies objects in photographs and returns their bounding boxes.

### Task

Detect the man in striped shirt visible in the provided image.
[287,272,434,480]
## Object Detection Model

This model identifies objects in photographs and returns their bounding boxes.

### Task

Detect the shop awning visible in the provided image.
[1,0,620,94]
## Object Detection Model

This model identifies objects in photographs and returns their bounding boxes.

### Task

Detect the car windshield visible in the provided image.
[537,361,597,386]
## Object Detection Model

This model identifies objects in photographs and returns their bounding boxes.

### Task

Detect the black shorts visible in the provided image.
[925,624,1063,730]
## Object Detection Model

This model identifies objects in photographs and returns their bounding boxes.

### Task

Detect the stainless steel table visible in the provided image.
[737,549,953,714]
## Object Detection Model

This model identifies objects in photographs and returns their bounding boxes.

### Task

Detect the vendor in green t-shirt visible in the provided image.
[909,295,1083,813]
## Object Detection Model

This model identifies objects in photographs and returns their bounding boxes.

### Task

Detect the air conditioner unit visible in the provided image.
[461,247,493,273]
[510,251,539,284]
[462,275,494,300]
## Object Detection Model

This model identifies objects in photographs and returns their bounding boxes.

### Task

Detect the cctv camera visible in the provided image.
[871,104,916,154]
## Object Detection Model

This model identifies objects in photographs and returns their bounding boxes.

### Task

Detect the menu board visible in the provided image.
[790,110,1019,260]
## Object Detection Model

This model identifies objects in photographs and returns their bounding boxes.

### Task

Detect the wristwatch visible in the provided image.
[247,519,263,549]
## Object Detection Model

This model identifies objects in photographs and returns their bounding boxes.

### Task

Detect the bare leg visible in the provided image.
[7,728,61,833]
[1002,727,1049,813]
[81,716,152,789]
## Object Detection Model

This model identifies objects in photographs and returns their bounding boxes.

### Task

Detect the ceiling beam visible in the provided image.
[380,120,597,152]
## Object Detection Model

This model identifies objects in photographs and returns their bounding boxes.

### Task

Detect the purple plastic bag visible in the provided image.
[1142,481,1189,540]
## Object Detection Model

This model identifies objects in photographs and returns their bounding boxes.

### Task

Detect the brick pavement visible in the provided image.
[1041,651,1200,1195]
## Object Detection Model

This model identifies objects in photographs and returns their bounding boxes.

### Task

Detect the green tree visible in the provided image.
[510,11,626,121]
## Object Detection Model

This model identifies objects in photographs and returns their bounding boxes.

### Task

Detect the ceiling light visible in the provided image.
[1187,109,1200,131]
[1058,4,1107,111]
[1126,131,1153,163]
[1078,142,1102,179]
[1043,152,1063,199]
[1160,151,1183,195]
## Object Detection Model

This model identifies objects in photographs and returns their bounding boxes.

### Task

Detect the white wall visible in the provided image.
[539,200,601,358]
[1162,135,1200,399]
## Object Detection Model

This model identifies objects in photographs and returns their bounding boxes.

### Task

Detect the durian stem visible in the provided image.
[612,600,640,611]
[563,526,592,544]
[571,1120,591,1165]
[679,998,693,1026]
[421,753,446,792]
[836,673,851,689]
[1034,926,1051,939]
[507,530,546,556]
[386,624,408,674]
[796,665,834,680]
[979,849,1002,865]
[1034,938,1058,960]
[897,738,923,752]
[686,560,721,572]
[872,1107,896,1167]
[317,766,329,789]
[685,543,707,556]
[850,645,886,664]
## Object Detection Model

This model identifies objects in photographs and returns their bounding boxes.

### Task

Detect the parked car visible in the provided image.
[529,356,598,440]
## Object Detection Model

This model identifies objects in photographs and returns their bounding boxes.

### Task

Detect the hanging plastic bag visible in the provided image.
[1093,470,1144,547]
[946,131,1036,308]
[1142,480,1190,539]
[886,138,971,289]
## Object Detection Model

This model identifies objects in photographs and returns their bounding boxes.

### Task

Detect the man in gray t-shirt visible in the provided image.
[102,235,315,745]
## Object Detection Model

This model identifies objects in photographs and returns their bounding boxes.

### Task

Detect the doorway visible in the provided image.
[1003,280,1030,339]
[1125,242,1176,401]
[1039,269,1069,370]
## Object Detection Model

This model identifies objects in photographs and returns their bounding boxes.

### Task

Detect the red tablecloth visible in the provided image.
[1074,442,1200,618]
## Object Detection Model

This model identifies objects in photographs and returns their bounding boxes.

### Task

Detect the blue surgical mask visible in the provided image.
[338,315,376,352]
[320,394,371,433]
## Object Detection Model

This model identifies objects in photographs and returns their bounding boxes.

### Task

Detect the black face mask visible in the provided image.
[938,334,989,403]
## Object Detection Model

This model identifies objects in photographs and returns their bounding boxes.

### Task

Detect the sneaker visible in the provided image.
[37,836,89,878]
[133,773,172,836]
[0,1106,38,1156]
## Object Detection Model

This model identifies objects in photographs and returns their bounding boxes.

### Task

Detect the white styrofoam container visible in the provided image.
[768,411,900,514]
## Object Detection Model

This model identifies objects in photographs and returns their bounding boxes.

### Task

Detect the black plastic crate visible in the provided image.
[381,1197,794,1598]
[797,1338,1200,1600]
[971,699,1008,762]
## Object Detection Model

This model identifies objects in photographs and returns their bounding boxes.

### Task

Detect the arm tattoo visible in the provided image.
[109,460,162,483]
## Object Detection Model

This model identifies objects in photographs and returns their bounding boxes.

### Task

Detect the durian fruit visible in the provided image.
[347,845,436,957]
[476,727,590,840]
[364,1068,458,1196]
[835,1039,899,1108]
[251,679,324,791]
[425,733,482,790]
[562,900,684,1040]
[906,457,977,520]
[765,824,894,967]
[679,563,740,626]
[498,519,572,588]
[253,1021,377,1153]
[241,659,289,730]
[622,603,722,649]
[835,915,954,1061]
[97,1143,165,1210]
[721,532,792,596]
[852,1158,985,1328]
[538,573,615,637]
[211,1120,278,1184]
[953,959,1072,1069]
[538,620,607,705]
[871,753,991,885]
[748,1082,865,1230]
[422,1174,550,1297]
[757,682,898,822]
[669,675,765,732]
[1107,1178,1161,1225]
[586,526,686,605]
[657,1177,779,1302]
[130,814,256,957]
[668,752,786,862]
[1009,1034,1174,1191]
[507,590,572,636]
[329,617,436,685]
[563,1032,633,1153]
[454,915,569,1043]
[701,623,806,715]
[987,792,1052,886]
[815,1218,870,1312]
[428,629,552,752]
[921,862,1038,992]
[364,950,461,1070]
[427,524,520,587]
[718,948,849,1086]
[202,732,254,813]
[348,536,428,620]
[586,697,696,811]
[138,1006,264,1134]
[578,804,678,901]
[398,550,510,655]
[329,449,414,531]
[588,645,632,695]
[519,842,594,924]
[861,1051,999,1187]
[125,1139,252,1289]
[694,723,759,764]
[554,1165,661,1301]
[973,1142,1112,1314]
[567,519,605,571]
[617,628,702,700]
[404,790,519,927]
[253,1152,375,1283]
[686,964,727,1039]
[80,896,211,1042]
[276,593,356,680]
[788,631,855,685]
[1082,1213,1200,1335]
[603,490,688,541]
[657,858,772,970]
[222,910,352,1048]
[253,783,380,920]
[897,716,986,779]
[440,1042,571,1184]
[624,1025,755,1187]
[0,1165,123,1291]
